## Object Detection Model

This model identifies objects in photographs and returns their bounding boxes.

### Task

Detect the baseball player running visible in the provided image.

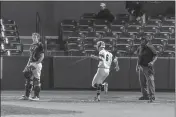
[91,41,119,101]
[20,33,44,101]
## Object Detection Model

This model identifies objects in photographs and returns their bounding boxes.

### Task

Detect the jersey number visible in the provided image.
[106,54,109,61]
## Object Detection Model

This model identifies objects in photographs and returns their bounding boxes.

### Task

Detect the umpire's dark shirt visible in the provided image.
[137,43,157,67]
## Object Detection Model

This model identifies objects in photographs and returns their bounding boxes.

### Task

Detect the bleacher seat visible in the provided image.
[1,19,16,25]
[61,19,77,26]
[132,39,141,45]
[2,25,17,31]
[67,32,82,40]
[167,39,175,45]
[153,33,169,40]
[47,44,59,51]
[3,43,22,55]
[164,16,175,22]
[148,15,163,22]
[102,32,116,38]
[78,19,93,26]
[126,26,140,34]
[2,30,19,37]
[93,20,109,26]
[84,32,100,38]
[81,13,96,19]
[116,44,130,52]
[111,20,125,27]
[93,26,109,34]
[98,37,115,46]
[83,44,96,56]
[158,51,175,57]
[161,20,175,27]
[159,27,173,34]
[78,26,93,34]
[3,37,20,44]
[62,31,78,41]
[116,14,129,23]
[128,21,141,27]
[117,38,132,45]
[46,38,59,51]
[61,26,76,32]
[83,32,98,46]
[170,33,175,40]
[119,32,133,40]
[136,32,152,39]
[151,38,166,45]
[111,26,124,34]
[142,26,157,34]
[145,20,160,27]
[164,44,175,51]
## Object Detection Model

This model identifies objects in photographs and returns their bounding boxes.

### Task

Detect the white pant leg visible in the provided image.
[30,63,42,79]
[92,68,109,87]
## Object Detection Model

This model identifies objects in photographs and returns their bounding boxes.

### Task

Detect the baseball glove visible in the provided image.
[23,66,33,79]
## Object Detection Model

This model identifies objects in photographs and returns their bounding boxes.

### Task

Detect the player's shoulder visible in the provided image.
[99,49,105,54]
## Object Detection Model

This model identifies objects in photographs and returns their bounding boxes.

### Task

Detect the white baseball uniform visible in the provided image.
[92,49,113,87]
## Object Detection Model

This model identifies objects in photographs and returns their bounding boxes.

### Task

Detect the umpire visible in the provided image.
[136,36,158,102]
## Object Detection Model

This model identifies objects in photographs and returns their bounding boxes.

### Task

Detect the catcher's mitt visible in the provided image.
[23,66,33,79]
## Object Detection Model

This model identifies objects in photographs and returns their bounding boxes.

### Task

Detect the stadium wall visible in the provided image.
[1,56,175,91]
[1,1,174,36]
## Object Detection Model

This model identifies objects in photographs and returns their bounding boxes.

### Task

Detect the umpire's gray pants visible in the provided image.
[139,66,155,97]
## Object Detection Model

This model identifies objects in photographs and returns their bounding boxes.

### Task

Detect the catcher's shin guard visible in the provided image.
[25,82,33,97]
[34,83,41,98]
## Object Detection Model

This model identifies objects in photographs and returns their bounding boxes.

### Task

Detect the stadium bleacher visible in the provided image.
[0,13,175,57]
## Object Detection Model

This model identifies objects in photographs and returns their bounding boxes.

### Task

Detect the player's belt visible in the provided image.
[98,67,109,69]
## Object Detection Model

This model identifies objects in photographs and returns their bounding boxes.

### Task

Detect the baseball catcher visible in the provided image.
[20,33,44,101]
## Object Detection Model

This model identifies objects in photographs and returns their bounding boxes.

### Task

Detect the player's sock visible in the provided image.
[25,83,33,97]
[96,84,101,97]
[34,85,41,98]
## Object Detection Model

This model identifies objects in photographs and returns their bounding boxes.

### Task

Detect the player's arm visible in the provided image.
[147,45,158,66]
[90,54,103,61]
[23,57,31,72]
[113,56,119,71]
[35,53,44,64]
[35,43,45,64]
[91,50,104,61]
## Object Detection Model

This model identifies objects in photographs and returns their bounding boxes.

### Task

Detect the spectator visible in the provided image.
[126,1,146,24]
[95,3,115,22]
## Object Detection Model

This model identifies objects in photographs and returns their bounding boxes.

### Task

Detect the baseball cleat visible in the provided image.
[94,95,100,102]
[29,96,39,101]
[138,96,149,100]
[103,82,108,94]
[19,95,29,100]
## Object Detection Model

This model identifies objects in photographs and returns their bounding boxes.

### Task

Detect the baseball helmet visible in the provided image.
[96,41,105,49]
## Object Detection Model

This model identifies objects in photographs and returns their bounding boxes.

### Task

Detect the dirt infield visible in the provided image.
[1,91,175,117]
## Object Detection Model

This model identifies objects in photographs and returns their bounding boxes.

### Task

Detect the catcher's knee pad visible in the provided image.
[33,77,40,86]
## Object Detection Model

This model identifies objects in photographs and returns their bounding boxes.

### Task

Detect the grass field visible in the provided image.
[1,90,175,117]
